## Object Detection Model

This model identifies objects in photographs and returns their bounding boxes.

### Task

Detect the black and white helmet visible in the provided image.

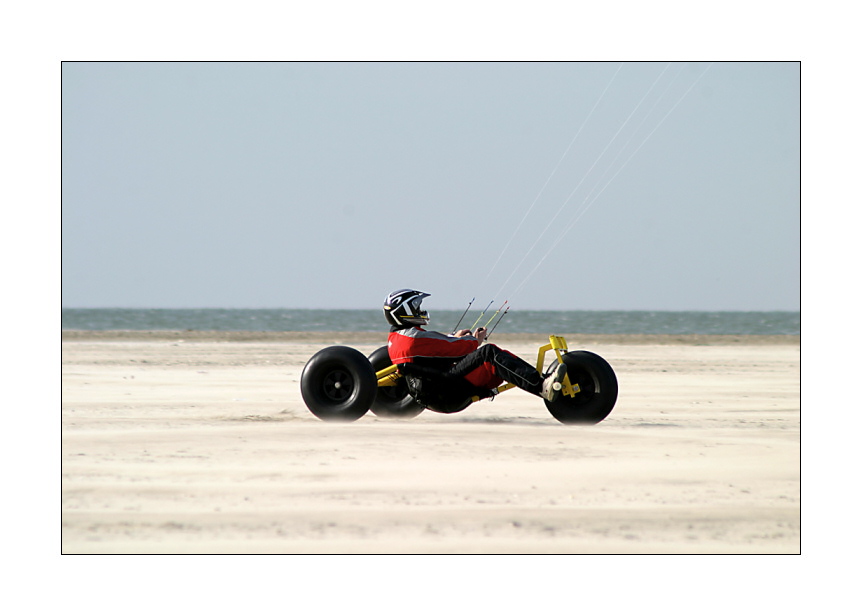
[383,289,430,327]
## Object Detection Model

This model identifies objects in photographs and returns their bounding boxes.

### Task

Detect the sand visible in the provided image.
[61,331,800,554]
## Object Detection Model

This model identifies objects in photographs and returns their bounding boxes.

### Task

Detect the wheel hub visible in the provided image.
[322,369,353,402]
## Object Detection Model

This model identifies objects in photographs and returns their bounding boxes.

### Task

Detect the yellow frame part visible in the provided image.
[376,335,580,400]
[376,363,399,387]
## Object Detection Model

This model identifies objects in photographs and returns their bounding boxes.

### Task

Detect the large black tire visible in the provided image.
[544,350,618,425]
[367,346,424,419]
[300,346,376,422]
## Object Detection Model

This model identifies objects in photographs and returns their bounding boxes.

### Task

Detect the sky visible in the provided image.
[61,61,800,311]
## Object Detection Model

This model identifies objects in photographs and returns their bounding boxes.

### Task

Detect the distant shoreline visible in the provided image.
[61,330,800,346]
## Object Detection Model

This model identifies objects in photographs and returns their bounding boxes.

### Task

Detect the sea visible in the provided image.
[61,308,800,336]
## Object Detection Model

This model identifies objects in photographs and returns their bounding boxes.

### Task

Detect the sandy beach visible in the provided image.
[61,331,800,554]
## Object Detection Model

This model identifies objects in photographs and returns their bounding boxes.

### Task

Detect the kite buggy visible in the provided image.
[300,334,618,425]
[300,290,618,425]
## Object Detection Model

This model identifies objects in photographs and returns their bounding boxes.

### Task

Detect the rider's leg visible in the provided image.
[448,344,543,394]
[449,344,567,402]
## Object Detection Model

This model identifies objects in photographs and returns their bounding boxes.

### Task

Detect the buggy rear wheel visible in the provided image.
[368,346,424,419]
[300,346,376,422]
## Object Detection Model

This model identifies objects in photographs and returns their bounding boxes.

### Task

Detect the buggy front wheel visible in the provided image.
[544,350,618,425]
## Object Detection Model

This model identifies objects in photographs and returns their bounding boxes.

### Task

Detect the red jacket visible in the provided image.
[387,327,478,365]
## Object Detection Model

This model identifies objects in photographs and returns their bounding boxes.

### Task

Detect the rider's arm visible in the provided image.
[455,327,487,344]
[388,327,479,363]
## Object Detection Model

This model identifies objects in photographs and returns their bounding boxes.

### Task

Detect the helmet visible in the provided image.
[384,289,430,327]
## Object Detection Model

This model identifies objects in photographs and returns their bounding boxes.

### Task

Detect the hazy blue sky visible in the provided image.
[62,61,799,311]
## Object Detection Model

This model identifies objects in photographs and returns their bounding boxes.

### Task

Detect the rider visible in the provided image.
[384,289,567,412]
